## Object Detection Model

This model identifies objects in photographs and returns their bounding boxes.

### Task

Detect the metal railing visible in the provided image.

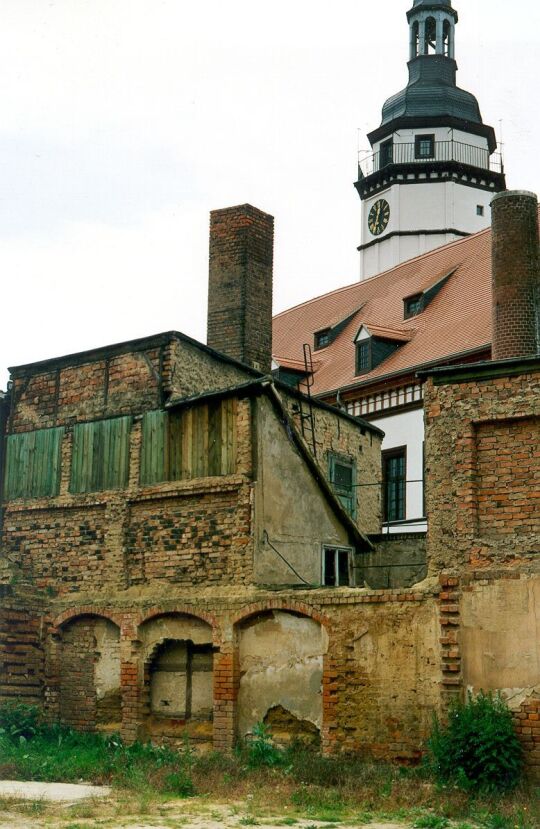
[358,140,503,177]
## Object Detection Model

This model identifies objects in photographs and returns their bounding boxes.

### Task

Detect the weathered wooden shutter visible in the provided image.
[4,427,64,499]
[140,400,238,485]
[140,410,168,485]
[328,454,356,519]
[70,416,131,493]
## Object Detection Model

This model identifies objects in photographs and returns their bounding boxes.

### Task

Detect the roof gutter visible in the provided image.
[316,344,491,400]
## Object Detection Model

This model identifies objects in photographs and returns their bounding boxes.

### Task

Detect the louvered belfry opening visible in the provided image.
[490,190,540,360]
[207,204,274,373]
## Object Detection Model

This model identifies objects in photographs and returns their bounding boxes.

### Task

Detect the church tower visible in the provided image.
[355,0,506,280]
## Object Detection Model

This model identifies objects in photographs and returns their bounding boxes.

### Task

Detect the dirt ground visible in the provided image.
[0,782,417,829]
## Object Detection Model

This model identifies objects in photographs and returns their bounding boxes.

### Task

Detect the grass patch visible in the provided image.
[0,713,538,828]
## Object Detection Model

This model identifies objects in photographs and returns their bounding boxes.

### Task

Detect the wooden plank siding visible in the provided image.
[140,399,237,485]
[70,416,132,493]
[4,427,64,499]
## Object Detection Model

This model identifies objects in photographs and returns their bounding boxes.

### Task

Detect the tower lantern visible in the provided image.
[355,0,505,281]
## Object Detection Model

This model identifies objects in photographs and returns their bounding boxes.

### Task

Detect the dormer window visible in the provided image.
[404,294,423,319]
[403,268,457,320]
[314,328,331,350]
[415,134,435,159]
[356,341,371,374]
[354,324,411,377]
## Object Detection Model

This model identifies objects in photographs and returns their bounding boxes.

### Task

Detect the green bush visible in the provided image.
[427,692,523,792]
[0,701,41,742]
[245,721,285,768]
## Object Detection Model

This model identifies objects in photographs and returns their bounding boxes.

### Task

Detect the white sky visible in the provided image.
[0,0,538,388]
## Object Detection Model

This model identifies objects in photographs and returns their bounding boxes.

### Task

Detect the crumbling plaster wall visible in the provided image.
[461,576,540,705]
[326,597,441,758]
[253,396,353,586]
[237,611,327,739]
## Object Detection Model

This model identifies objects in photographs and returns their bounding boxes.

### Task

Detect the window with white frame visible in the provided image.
[323,546,353,587]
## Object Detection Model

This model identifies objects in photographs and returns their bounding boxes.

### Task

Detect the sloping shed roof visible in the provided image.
[273,224,499,397]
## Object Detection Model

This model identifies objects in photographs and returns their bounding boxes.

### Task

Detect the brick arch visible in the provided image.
[231,599,330,630]
[53,607,122,632]
[135,606,219,642]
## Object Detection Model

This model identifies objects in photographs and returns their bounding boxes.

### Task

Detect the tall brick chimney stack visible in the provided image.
[491,190,540,360]
[207,204,274,373]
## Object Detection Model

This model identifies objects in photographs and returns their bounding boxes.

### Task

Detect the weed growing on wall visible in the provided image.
[427,692,523,792]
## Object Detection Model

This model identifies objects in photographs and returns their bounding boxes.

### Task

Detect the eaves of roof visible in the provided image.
[167,376,384,438]
[8,330,264,381]
[418,354,540,384]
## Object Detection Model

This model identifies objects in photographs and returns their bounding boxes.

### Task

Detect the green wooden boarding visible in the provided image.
[140,399,237,485]
[70,416,132,493]
[4,427,64,499]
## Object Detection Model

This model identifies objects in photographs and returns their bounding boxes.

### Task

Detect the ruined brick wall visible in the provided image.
[2,332,257,599]
[424,366,540,571]
[42,586,441,760]
[8,333,253,435]
[280,389,382,534]
[0,588,44,706]
[424,361,540,778]
[126,486,252,587]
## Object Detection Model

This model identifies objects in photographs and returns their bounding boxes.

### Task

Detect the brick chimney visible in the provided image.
[207,204,274,373]
[491,190,540,360]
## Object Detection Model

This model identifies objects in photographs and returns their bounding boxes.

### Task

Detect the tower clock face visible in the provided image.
[368,199,390,236]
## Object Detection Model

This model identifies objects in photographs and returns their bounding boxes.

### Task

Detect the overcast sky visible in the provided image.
[0,0,538,388]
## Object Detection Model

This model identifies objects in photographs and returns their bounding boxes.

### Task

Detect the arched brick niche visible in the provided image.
[137,612,216,749]
[233,606,329,748]
[56,613,121,732]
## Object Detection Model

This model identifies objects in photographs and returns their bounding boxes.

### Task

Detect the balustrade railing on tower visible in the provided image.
[358,140,503,178]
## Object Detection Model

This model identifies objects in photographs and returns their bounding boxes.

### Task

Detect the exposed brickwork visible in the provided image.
[0,591,44,704]
[513,696,540,779]
[5,507,108,595]
[424,359,540,779]
[126,488,252,586]
[491,191,540,361]
[59,618,98,730]
[438,573,462,703]
[425,367,540,569]
[207,205,274,373]
[38,588,440,759]
[476,417,540,536]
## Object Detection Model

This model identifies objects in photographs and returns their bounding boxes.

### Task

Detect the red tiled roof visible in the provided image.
[273,226,498,395]
[273,355,322,372]
[357,324,414,343]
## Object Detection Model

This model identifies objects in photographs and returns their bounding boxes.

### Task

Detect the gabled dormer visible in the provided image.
[354,324,412,376]
[313,304,367,352]
[403,268,457,319]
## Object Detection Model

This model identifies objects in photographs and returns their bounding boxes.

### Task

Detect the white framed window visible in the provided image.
[322,546,354,587]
